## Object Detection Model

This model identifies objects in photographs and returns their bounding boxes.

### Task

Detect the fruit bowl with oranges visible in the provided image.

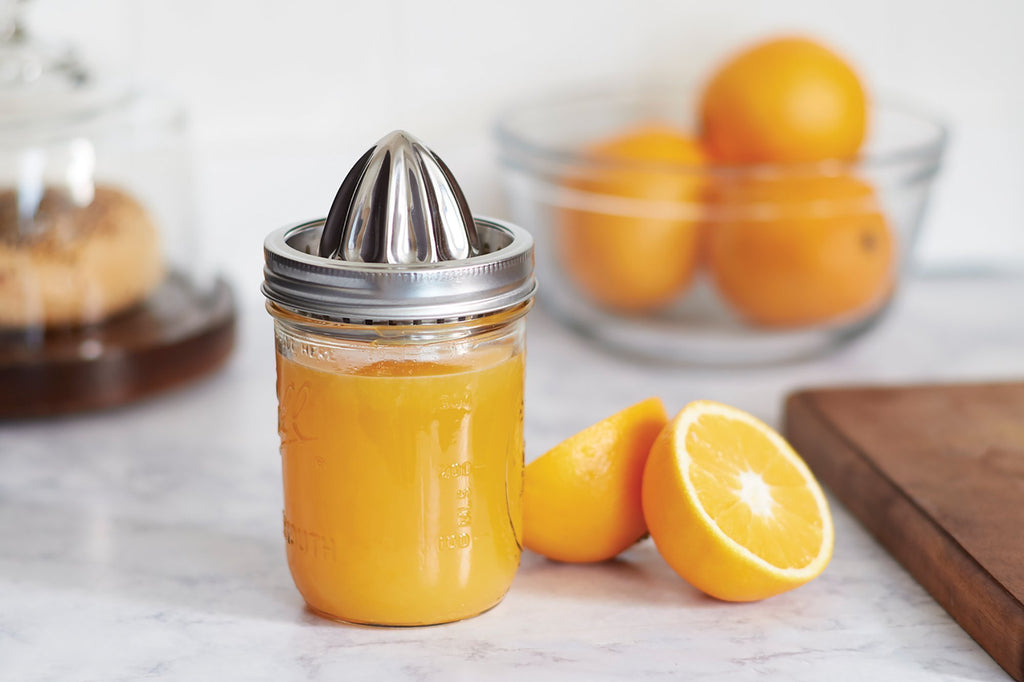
[496,37,946,364]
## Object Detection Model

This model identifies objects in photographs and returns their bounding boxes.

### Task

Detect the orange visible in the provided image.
[523,397,668,563]
[700,36,867,163]
[556,124,705,313]
[642,400,834,602]
[707,174,895,327]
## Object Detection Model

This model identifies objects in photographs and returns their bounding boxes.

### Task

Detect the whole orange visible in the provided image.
[556,124,705,313]
[707,175,895,327]
[700,36,867,163]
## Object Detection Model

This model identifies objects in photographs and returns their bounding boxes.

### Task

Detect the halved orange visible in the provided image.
[523,398,668,563]
[642,400,833,601]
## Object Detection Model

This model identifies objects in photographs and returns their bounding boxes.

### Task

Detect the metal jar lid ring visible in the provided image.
[263,216,536,324]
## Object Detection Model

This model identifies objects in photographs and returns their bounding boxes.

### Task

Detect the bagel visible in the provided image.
[0,185,163,328]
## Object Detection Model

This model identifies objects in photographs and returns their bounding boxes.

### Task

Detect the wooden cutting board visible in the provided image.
[784,382,1024,682]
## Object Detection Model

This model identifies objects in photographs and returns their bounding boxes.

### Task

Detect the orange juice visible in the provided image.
[276,348,524,626]
[264,207,535,626]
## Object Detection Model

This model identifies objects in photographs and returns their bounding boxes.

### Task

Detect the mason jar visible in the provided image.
[263,217,536,626]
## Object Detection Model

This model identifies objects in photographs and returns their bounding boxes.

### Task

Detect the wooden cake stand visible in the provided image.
[0,272,236,418]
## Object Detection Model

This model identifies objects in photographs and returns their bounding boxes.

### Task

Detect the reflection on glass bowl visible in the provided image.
[496,87,946,365]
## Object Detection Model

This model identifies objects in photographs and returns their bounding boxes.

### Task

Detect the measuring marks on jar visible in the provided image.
[438,460,474,553]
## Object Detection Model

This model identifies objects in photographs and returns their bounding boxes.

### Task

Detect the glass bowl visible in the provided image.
[495,87,946,365]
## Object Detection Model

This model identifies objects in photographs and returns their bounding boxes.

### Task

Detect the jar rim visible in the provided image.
[262,216,536,324]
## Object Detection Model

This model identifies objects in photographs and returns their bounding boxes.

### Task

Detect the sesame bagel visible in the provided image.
[0,186,163,328]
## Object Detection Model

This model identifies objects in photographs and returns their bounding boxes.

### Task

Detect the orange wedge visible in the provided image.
[642,400,833,601]
[524,398,668,563]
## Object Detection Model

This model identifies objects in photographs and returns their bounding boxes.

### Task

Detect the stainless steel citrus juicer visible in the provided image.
[263,130,536,325]
[318,130,481,264]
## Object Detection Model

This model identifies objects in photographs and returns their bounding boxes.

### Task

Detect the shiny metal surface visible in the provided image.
[265,130,535,324]
[263,217,535,324]
[318,130,480,264]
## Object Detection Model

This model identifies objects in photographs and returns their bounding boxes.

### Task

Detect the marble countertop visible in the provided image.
[2,272,1022,681]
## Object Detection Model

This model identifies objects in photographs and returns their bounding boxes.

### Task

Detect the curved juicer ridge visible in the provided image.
[318,130,481,264]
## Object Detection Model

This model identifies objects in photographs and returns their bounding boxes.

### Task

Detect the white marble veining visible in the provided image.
[2,274,1022,681]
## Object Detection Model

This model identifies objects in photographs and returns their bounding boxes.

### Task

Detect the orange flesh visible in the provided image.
[685,414,823,570]
[276,352,524,625]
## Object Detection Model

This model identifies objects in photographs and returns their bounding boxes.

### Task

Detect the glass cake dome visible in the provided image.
[0,0,235,416]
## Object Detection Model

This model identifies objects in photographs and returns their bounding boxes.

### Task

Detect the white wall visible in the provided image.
[29,0,1024,274]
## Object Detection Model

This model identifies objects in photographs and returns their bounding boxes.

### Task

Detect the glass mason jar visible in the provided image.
[263,217,536,626]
